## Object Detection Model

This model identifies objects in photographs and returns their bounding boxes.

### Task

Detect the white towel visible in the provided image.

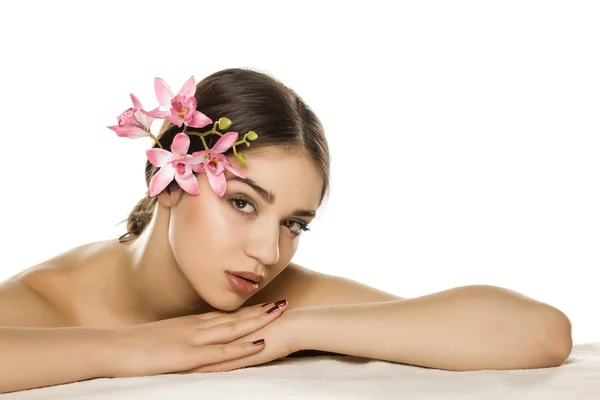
[4,342,599,400]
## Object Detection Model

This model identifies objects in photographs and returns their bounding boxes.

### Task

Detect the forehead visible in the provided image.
[230,147,324,209]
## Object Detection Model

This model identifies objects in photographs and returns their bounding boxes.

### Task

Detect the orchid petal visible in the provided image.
[211,131,238,153]
[171,133,190,154]
[148,164,175,196]
[154,78,174,108]
[207,170,227,196]
[142,109,170,120]
[191,162,206,174]
[108,125,148,139]
[146,148,173,167]
[169,95,186,113]
[141,106,159,127]
[134,109,154,129]
[130,94,155,129]
[187,151,208,173]
[206,156,226,176]
[189,149,209,160]
[175,166,200,195]
[130,93,143,110]
[178,76,196,98]
[186,110,213,128]
[224,161,246,178]
[165,114,184,127]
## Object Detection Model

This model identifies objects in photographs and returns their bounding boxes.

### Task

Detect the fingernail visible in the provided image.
[253,339,265,346]
[261,303,270,307]
[266,305,280,314]
[274,299,287,308]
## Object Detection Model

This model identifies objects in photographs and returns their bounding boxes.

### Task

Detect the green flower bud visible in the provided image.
[247,130,258,141]
[236,152,247,164]
[218,117,232,130]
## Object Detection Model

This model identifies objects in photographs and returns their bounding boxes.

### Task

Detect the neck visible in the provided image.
[118,207,215,321]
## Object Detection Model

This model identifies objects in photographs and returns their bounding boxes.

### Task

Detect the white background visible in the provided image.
[0,1,597,344]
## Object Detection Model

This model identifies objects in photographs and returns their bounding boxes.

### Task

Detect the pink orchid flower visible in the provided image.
[144,76,213,128]
[108,94,156,138]
[190,131,246,196]
[146,133,200,196]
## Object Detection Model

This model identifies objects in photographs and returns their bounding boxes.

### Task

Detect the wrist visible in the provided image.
[78,328,121,378]
[284,307,318,352]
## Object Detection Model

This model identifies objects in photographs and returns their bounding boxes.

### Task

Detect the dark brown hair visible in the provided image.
[119,68,330,242]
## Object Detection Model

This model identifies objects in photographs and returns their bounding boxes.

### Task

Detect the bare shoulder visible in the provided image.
[0,241,109,327]
[0,273,69,327]
[249,262,404,309]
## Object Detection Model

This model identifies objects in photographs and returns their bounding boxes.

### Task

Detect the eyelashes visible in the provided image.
[229,195,255,215]
[283,219,311,235]
[227,194,310,236]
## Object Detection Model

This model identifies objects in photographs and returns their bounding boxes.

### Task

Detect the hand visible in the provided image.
[106,300,288,378]
[188,304,302,373]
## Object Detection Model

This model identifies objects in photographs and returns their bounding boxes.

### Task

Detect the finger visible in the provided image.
[193,310,228,321]
[198,303,285,345]
[192,305,257,321]
[193,300,282,321]
[191,348,286,374]
[176,339,267,373]
[201,300,287,329]
[193,302,269,323]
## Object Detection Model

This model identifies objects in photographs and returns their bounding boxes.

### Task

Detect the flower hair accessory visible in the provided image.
[108,76,258,197]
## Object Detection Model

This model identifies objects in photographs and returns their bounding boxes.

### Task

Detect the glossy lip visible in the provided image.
[228,270,264,284]
[225,272,261,295]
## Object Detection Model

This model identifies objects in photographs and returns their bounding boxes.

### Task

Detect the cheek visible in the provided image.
[273,233,300,268]
[168,206,201,272]
[281,235,299,259]
[168,199,202,248]
[168,196,241,263]
[264,240,299,284]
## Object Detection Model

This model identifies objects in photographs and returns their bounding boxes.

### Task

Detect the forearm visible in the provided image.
[0,326,113,393]
[290,285,572,371]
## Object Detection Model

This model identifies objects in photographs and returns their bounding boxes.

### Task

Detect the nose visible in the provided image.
[244,222,280,267]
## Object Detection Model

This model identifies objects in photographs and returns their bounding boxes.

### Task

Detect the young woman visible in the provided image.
[0,68,572,393]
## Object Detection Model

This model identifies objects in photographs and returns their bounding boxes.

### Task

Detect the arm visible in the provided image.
[288,284,573,371]
[247,263,404,309]
[0,280,113,393]
[0,279,290,393]
[0,326,113,393]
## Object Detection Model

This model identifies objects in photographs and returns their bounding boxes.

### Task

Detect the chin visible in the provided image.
[204,292,248,312]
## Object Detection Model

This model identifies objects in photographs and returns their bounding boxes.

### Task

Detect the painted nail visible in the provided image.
[261,303,270,307]
[253,339,265,346]
[274,299,287,308]
[266,305,280,314]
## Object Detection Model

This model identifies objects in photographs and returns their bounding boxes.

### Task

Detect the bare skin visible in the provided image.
[3,241,396,329]
[0,148,573,393]
[4,147,363,328]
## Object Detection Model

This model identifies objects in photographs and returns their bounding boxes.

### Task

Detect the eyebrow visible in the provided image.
[228,176,317,218]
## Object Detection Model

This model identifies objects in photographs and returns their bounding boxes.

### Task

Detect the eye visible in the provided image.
[282,220,310,236]
[229,196,256,215]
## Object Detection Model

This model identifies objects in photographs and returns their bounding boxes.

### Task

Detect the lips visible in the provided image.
[225,272,262,295]
[228,271,263,284]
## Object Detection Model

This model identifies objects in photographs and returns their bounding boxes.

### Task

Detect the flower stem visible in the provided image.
[200,135,208,150]
[233,132,252,149]
[148,133,163,149]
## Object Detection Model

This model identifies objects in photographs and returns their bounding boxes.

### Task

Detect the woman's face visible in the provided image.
[167,147,324,310]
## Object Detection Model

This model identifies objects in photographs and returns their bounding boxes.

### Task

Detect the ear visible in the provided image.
[156,188,182,208]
